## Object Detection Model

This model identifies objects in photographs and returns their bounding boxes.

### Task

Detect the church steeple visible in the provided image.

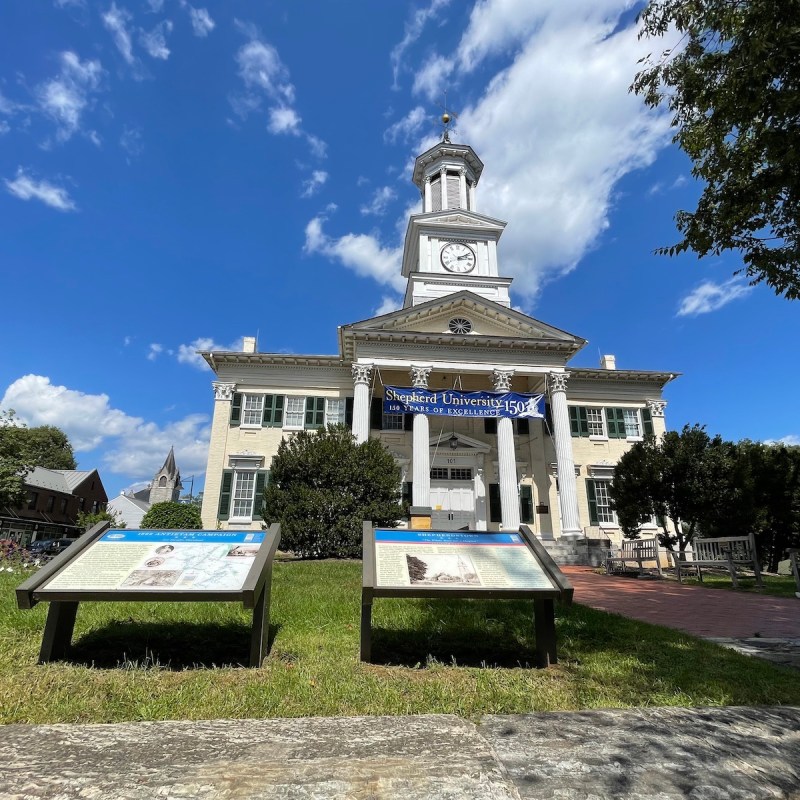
[148,446,183,505]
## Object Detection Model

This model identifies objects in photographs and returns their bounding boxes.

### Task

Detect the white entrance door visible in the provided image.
[430,482,475,530]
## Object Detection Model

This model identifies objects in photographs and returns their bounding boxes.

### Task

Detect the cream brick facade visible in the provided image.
[199,135,677,542]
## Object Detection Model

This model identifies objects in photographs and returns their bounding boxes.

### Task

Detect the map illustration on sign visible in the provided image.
[43,530,265,594]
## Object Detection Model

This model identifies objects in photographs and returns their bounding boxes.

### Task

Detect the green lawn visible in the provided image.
[1,559,799,724]
[666,571,798,598]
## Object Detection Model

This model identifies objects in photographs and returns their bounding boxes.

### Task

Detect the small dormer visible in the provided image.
[412,141,484,213]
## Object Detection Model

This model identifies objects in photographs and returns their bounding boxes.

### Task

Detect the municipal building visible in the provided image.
[199,132,677,544]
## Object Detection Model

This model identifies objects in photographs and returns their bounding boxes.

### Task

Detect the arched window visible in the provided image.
[159,476,167,487]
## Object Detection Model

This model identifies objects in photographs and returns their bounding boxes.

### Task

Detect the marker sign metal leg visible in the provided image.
[534,598,557,668]
[249,581,271,668]
[360,600,372,663]
[39,601,79,664]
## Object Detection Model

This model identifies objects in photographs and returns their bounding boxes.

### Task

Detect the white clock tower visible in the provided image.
[402,133,512,308]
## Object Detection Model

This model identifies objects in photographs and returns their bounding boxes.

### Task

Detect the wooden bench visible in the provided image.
[669,533,763,589]
[606,537,662,577]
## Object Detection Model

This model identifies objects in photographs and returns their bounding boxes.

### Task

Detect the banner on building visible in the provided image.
[383,386,545,419]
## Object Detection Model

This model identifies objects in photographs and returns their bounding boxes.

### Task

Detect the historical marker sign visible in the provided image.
[16,522,281,667]
[361,524,573,667]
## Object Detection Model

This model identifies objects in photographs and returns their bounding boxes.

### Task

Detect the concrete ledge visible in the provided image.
[0,714,519,800]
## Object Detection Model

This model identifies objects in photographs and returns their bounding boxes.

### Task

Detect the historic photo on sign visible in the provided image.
[405,553,481,587]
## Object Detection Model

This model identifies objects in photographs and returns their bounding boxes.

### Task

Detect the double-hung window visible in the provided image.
[284,396,306,429]
[586,478,617,526]
[325,398,346,426]
[622,408,642,438]
[241,395,264,427]
[586,407,605,437]
[231,470,256,520]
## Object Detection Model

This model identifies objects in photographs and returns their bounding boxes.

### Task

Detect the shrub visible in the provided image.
[264,424,403,559]
[140,501,202,529]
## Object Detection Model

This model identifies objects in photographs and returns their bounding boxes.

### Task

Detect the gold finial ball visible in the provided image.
[442,112,450,125]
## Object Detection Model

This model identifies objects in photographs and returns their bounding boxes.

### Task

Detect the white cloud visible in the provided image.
[147,343,163,360]
[0,121,9,135]
[54,0,86,7]
[412,55,454,101]
[103,3,136,65]
[1,375,210,480]
[35,51,103,141]
[360,186,397,216]
[301,170,328,198]
[268,106,301,135]
[305,133,327,159]
[120,124,143,157]
[146,0,164,11]
[374,296,402,316]
[304,214,405,292]
[236,38,294,104]
[232,24,327,160]
[140,19,173,60]
[176,337,244,370]
[769,435,800,447]
[390,0,452,89]
[384,105,427,144]
[187,5,215,37]
[123,336,132,346]
[400,0,674,299]
[676,277,753,317]
[0,90,17,115]
[5,168,76,211]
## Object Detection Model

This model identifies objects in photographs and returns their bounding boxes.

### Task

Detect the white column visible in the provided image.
[410,365,432,507]
[493,369,520,531]
[424,176,432,212]
[468,180,476,211]
[475,453,487,529]
[351,363,373,444]
[440,167,448,210]
[549,371,582,538]
[459,167,468,210]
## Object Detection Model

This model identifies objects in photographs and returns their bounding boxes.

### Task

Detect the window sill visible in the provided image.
[228,517,253,524]
[240,423,262,430]
[626,436,643,442]
[589,435,608,442]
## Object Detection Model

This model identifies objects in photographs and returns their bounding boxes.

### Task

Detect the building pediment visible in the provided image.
[428,431,491,454]
[339,291,586,363]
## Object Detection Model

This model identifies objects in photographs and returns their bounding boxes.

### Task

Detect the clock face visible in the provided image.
[441,242,476,273]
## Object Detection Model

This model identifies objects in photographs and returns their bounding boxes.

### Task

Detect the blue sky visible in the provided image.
[1,0,798,500]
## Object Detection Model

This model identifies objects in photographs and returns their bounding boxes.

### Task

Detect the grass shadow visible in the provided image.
[68,620,282,669]
[371,597,540,668]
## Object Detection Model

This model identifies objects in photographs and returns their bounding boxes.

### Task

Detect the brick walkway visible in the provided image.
[562,567,800,638]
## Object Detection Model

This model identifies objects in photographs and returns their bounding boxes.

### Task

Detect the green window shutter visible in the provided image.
[578,406,589,436]
[642,407,653,436]
[230,393,242,427]
[520,484,534,523]
[263,395,284,427]
[304,397,325,429]
[489,483,502,523]
[606,408,625,439]
[544,402,553,433]
[252,471,268,520]
[569,405,590,436]
[586,479,599,525]
[345,397,354,427]
[218,470,233,520]
[484,418,498,434]
[517,418,530,435]
[370,398,383,429]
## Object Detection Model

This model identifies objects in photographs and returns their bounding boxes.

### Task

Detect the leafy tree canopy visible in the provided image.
[264,424,403,559]
[77,508,126,531]
[632,0,800,298]
[141,501,202,529]
[0,409,77,509]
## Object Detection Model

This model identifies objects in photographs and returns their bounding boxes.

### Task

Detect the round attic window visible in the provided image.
[448,317,473,334]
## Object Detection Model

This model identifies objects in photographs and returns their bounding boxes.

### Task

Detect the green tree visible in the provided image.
[141,501,202,529]
[77,508,127,531]
[610,425,733,551]
[632,0,800,298]
[264,424,402,559]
